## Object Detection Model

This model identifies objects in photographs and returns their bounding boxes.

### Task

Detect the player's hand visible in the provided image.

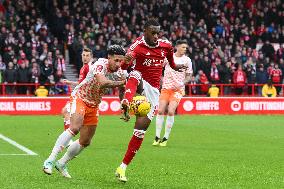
[62,79,69,84]
[124,52,136,64]
[120,99,130,122]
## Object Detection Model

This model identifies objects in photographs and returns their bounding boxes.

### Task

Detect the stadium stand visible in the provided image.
[0,0,283,96]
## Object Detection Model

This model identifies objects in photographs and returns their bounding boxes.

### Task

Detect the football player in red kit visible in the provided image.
[115,18,187,182]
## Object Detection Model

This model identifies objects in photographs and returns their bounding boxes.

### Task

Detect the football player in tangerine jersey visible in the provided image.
[43,45,126,178]
[153,39,192,147]
[61,47,93,132]
[115,18,187,182]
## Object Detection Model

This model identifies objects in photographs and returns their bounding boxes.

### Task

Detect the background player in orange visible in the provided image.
[153,40,192,147]
[115,18,187,182]
[61,47,93,132]
[43,45,126,178]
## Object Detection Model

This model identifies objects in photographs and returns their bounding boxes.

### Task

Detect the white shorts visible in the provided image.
[141,79,160,120]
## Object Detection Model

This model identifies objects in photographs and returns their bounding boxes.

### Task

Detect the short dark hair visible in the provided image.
[107,45,126,56]
[176,39,188,46]
[83,47,92,53]
[144,18,160,29]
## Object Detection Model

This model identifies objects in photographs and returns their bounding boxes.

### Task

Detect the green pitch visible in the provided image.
[0,115,284,189]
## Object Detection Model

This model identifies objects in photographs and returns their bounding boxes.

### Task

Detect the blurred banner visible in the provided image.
[0,97,121,115]
[0,97,284,115]
[178,97,284,114]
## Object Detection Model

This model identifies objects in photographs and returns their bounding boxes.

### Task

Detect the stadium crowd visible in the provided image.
[0,0,283,96]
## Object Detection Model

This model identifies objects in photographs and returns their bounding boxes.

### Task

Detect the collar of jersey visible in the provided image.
[142,36,160,48]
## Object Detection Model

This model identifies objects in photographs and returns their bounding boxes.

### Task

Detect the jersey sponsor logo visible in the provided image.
[142,59,164,67]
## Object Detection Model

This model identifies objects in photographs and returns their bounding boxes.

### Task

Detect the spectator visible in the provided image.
[29,61,40,94]
[218,61,232,95]
[262,79,277,97]
[208,83,219,97]
[39,59,53,85]
[17,63,29,94]
[256,64,268,96]
[35,85,48,97]
[233,65,247,95]
[17,52,29,66]
[270,63,282,95]
[3,62,17,95]
[196,70,209,95]
[261,40,275,59]
[54,54,66,82]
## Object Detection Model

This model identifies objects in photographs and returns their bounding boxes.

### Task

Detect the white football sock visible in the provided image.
[120,162,127,170]
[164,116,174,139]
[47,129,74,162]
[155,115,164,138]
[57,139,84,165]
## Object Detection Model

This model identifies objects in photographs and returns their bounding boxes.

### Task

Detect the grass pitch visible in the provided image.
[0,115,284,189]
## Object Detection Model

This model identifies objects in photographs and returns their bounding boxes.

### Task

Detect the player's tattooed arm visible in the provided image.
[96,74,126,88]
[173,64,188,72]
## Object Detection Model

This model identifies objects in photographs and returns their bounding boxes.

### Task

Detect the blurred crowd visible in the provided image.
[0,0,68,95]
[0,0,284,96]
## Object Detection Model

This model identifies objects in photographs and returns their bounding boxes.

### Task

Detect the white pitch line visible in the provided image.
[0,154,31,156]
[0,134,38,156]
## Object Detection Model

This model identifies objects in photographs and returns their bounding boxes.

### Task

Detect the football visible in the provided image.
[129,96,151,117]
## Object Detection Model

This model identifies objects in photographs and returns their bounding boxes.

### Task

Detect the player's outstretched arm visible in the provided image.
[96,74,126,88]
[62,79,78,86]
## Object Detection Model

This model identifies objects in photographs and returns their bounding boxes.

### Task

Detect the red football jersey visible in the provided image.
[78,63,90,83]
[271,68,282,83]
[127,36,176,89]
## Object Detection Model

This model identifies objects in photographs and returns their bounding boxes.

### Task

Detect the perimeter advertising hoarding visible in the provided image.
[0,97,284,115]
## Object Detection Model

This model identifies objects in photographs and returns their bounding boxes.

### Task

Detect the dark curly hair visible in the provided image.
[144,18,160,29]
[107,45,126,56]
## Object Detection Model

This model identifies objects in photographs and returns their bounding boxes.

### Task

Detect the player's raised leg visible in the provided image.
[116,117,150,182]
